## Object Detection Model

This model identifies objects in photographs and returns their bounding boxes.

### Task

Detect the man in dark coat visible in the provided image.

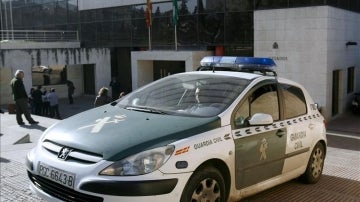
[10,70,39,125]
[32,85,43,115]
[109,77,121,100]
[66,80,75,104]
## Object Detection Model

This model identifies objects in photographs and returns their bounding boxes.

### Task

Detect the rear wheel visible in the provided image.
[301,142,325,184]
[180,166,226,202]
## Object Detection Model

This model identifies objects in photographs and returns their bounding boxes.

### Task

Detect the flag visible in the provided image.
[146,0,152,27]
[173,0,178,26]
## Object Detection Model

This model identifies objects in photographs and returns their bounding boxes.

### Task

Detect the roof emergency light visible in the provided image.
[199,56,277,76]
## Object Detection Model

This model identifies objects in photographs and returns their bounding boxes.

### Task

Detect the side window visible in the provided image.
[235,84,279,127]
[281,84,307,119]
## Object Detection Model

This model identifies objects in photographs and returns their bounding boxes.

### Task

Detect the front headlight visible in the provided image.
[100,145,175,176]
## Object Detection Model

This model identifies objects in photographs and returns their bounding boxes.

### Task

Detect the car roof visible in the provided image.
[177,70,304,89]
[178,70,263,80]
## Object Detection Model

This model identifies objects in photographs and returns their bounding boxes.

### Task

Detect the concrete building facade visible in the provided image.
[254,6,360,119]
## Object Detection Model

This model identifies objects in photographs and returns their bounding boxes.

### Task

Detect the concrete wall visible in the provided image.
[0,48,111,105]
[131,51,212,90]
[254,6,360,120]
[326,7,360,117]
[0,41,80,49]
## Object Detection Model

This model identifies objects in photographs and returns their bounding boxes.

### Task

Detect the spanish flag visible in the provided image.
[146,0,152,27]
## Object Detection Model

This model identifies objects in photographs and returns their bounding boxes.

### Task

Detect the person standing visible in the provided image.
[66,80,75,104]
[28,88,35,114]
[94,87,112,107]
[42,88,50,116]
[47,88,61,119]
[10,70,39,125]
[109,77,121,100]
[32,85,43,115]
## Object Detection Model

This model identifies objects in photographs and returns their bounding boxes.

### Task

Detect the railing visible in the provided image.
[0,30,79,42]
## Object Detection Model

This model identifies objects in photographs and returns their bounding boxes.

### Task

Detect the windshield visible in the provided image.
[117,73,251,117]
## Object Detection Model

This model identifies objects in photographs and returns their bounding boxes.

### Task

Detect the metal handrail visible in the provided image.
[0,30,78,42]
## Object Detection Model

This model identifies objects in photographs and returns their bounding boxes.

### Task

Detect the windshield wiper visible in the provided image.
[125,106,168,114]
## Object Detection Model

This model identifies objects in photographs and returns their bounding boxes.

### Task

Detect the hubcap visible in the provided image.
[191,178,221,202]
[311,147,324,178]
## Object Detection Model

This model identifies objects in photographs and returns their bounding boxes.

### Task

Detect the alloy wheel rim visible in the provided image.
[311,147,324,178]
[191,178,221,202]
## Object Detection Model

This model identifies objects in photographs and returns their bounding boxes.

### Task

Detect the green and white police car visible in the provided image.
[26,56,327,202]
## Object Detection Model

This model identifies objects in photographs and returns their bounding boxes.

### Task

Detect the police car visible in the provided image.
[26,56,327,202]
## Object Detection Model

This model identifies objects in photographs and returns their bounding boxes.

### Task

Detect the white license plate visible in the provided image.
[38,162,76,189]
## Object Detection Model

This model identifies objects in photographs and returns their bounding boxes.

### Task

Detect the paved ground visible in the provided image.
[0,96,359,201]
[1,96,95,202]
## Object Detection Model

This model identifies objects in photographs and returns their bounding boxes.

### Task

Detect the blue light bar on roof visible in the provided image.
[200,56,276,68]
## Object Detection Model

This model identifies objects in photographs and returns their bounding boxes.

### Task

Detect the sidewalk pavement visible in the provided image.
[326,111,360,135]
[0,96,359,201]
[1,95,96,163]
[0,96,95,201]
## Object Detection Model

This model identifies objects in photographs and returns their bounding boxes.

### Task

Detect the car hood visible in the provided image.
[42,105,221,161]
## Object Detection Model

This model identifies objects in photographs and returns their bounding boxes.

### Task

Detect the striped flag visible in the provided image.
[146,0,152,27]
[173,0,178,26]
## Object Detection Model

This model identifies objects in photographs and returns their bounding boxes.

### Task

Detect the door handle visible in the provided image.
[309,123,315,130]
[276,129,286,137]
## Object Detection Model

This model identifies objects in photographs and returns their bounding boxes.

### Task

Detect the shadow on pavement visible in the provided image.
[0,157,11,163]
[240,175,360,202]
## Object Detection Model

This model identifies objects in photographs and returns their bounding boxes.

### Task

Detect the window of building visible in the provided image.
[347,67,355,94]
[199,13,224,45]
[281,84,307,119]
[226,0,254,11]
[225,11,253,45]
[198,0,225,13]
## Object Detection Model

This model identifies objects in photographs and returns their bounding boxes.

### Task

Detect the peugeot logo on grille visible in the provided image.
[58,147,72,160]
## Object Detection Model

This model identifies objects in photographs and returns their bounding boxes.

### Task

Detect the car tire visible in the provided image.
[301,142,325,184]
[180,166,226,202]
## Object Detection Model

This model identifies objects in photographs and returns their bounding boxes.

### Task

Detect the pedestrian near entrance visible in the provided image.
[66,80,75,104]
[10,70,39,125]
[47,88,61,119]
[28,88,35,114]
[32,85,43,115]
[109,77,121,100]
[42,88,50,116]
[94,87,112,107]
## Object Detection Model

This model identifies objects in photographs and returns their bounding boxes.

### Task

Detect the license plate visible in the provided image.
[38,162,76,189]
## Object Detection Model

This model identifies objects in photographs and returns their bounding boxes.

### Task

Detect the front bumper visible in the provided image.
[28,167,191,202]
[26,141,192,201]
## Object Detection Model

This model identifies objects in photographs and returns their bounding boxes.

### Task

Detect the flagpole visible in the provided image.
[173,0,178,51]
[148,26,151,50]
[146,0,152,50]
[174,25,177,51]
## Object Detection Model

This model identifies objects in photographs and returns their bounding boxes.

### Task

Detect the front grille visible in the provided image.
[28,171,103,202]
[42,140,103,164]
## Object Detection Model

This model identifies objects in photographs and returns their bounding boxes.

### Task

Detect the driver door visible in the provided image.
[232,82,287,189]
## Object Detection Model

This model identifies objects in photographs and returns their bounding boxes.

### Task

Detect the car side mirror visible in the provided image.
[248,113,273,126]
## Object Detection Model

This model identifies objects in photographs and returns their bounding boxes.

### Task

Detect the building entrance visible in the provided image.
[83,64,95,95]
[153,61,185,81]
[332,70,341,116]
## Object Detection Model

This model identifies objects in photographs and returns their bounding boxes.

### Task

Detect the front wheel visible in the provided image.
[180,166,226,202]
[301,142,325,184]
